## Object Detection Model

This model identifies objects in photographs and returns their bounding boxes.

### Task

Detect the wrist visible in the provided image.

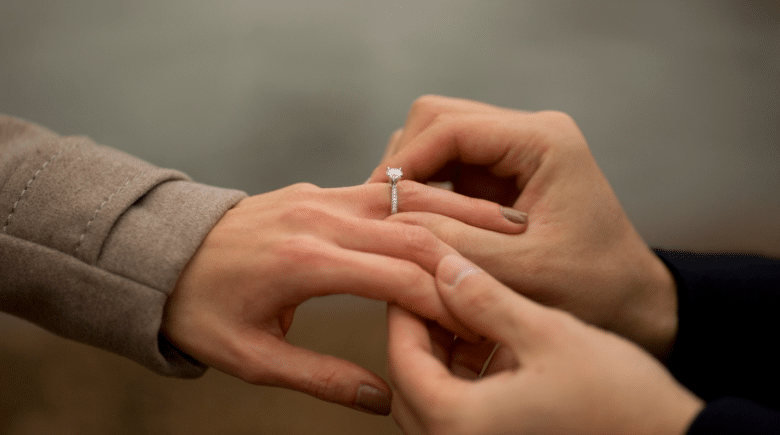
[616,248,679,361]
[644,389,704,435]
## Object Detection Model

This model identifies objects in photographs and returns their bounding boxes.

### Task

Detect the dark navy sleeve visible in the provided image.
[653,250,780,433]
[685,397,780,435]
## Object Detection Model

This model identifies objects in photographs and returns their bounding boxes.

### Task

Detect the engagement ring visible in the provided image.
[387,167,402,214]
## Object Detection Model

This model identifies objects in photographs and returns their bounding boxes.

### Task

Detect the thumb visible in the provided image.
[436,254,543,356]
[247,340,392,416]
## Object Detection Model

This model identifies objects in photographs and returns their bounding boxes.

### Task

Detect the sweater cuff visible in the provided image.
[0,115,247,376]
[98,179,247,376]
[0,180,246,378]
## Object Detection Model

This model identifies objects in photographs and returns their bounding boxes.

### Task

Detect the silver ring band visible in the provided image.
[386,167,403,214]
[391,182,398,214]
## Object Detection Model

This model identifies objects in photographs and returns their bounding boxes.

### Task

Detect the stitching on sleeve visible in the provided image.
[2,148,67,234]
[75,169,150,258]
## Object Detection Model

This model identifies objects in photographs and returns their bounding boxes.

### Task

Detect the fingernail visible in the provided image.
[355,384,391,415]
[501,207,527,224]
[439,255,481,288]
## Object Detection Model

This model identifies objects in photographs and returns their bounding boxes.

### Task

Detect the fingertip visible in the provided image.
[501,206,528,225]
[434,255,530,351]
[261,343,391,415]
[437,254,483,291]
[355,383,392,415]
[398,181,526,234]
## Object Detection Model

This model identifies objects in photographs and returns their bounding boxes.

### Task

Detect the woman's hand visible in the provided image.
[370,95,678,359]
[388,255,704,435]
[161,181,523,415]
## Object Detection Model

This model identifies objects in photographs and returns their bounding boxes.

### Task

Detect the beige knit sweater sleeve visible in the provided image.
[0,114,247,378]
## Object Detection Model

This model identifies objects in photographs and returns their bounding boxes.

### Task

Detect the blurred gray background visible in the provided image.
[1,1,779,434]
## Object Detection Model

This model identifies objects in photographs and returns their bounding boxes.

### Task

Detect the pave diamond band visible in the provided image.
[386,167,402,214]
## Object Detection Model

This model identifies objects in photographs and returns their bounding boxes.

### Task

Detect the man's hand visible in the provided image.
[388,255,703,435]
[370,95,678,359]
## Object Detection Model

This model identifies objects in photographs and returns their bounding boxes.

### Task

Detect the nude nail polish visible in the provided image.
[355,384,391,415]
[501,207,527,224]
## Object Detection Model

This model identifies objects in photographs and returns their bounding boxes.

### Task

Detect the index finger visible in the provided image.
[393,95,515,151]
[367,112,548,187]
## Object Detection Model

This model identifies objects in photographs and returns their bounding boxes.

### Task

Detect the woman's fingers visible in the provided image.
[273,235,477,339]
[336,181,526,234]
[384,210,515,266]
[387,305,464,406]
[394,180,527,229]
[231,335,392,415]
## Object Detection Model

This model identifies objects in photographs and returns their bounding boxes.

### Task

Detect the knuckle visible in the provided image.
[537,109,576,127]
[428,111,459,130]
[532,110,588,151]
[397,224,440,256]
[363,181,387,199]
[361,183,394,216]
[409,94,449,120]
[396,266,435,305]
[279,201,313,220]
[292,181,319,191]
[306,365,343,401]
[411,94,444,110]
[286,182,321,196]
[434,223,465,252]
[395,180,422,206]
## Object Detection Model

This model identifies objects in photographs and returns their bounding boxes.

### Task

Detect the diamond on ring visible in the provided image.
[387,167,402,214]
[386,167,403,183]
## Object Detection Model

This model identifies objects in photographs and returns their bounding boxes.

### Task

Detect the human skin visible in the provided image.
[369,95,679,360]
[387,254,704,435]
[160,181,523,415]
